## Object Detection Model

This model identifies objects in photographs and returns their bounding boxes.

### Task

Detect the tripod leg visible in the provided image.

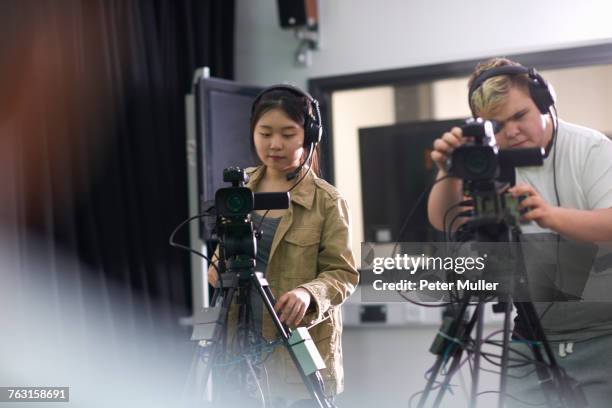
[418,354,447,408]
[418,297,473,408]
[470,302,485,408]
[513,302,556,407]
[199,285,237,405]
[432,346,468,408]
[433,300,485,408]
[182,343,207,405]
[497,300,513,408]
[250,273,331,408]
[257,282,290,339]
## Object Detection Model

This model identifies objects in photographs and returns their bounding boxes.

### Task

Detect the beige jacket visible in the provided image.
[225,166,359,398]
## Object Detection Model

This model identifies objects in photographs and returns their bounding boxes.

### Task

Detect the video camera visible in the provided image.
[215,167,289,217]
[447,118,543,184]
[215,167,289,263]
[446,118,544,229]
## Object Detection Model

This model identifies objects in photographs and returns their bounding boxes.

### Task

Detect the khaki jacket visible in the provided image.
[225,166,359,398]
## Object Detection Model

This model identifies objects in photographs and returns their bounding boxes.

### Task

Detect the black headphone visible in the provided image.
[468,65,556,117]
[251,83,323,146]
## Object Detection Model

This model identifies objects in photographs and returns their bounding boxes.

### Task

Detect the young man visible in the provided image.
[427,57,612,407]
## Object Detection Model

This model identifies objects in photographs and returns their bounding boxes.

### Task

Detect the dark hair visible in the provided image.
[249,89,320,176]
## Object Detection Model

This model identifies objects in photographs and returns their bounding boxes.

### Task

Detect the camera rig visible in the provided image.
[415,119,585,408]
[193,167,334,408]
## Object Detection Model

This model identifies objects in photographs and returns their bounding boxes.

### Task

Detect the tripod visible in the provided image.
[198,255,333,408]
[416,221,586,408]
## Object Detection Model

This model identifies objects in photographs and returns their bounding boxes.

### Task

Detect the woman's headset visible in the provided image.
[251,84,323,147]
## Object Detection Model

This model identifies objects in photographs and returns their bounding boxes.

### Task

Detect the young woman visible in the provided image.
[209,85,359,407]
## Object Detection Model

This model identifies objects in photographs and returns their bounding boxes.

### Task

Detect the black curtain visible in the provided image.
[0,0,234,327]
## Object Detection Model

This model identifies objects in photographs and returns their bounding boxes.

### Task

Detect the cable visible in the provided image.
[395,288,453,308]
[479,341,546,368]
[262,363,272,401]
[245,356,266,408]
[533,301,554,326]
[408,390,425,408]
[210,311,282,402]
[474,364,537,380]
[215,338,282,367]
[443,202,462,243]
[479,349,535,370]
[456,361,470,404]
[287,144,315,191]
[447,210,473,241]
[475,390,547,406]
[391,175,457,308]
[547,106,562,322]
[443,202,468,305]
[169,212,215,261]
[409,383,456,408]
[549,106,561,208]
[537,106,561,323]
[395,174,453,246]
[478,330,539,368]
[254,209,271,240]
[443,200,474,241]
[168,211,223,291]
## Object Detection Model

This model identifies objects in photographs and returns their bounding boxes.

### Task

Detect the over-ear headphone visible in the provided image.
[251,84,323,147]
[468,65,556,117]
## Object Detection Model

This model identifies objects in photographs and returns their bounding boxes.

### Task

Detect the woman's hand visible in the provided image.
[274,288,312,328]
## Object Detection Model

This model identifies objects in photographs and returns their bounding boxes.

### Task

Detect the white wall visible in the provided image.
[432,76,471,119]
[235,0,612,88]
[331,87,396,263]
[544,65,612,133]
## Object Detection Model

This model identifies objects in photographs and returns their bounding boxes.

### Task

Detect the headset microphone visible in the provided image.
[286,142,315,181]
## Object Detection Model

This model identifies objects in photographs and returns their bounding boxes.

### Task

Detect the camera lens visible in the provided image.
[226,193,246,213]
[465,150,492,177]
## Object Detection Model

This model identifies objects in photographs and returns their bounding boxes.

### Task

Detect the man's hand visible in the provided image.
[274,288,312,328]
[431,127,465,171]
[427,126,468,231]
[509,183,559,229]
[207,265,219,287]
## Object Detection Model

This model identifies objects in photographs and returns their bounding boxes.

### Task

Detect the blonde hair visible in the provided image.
[468,57,530,117]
